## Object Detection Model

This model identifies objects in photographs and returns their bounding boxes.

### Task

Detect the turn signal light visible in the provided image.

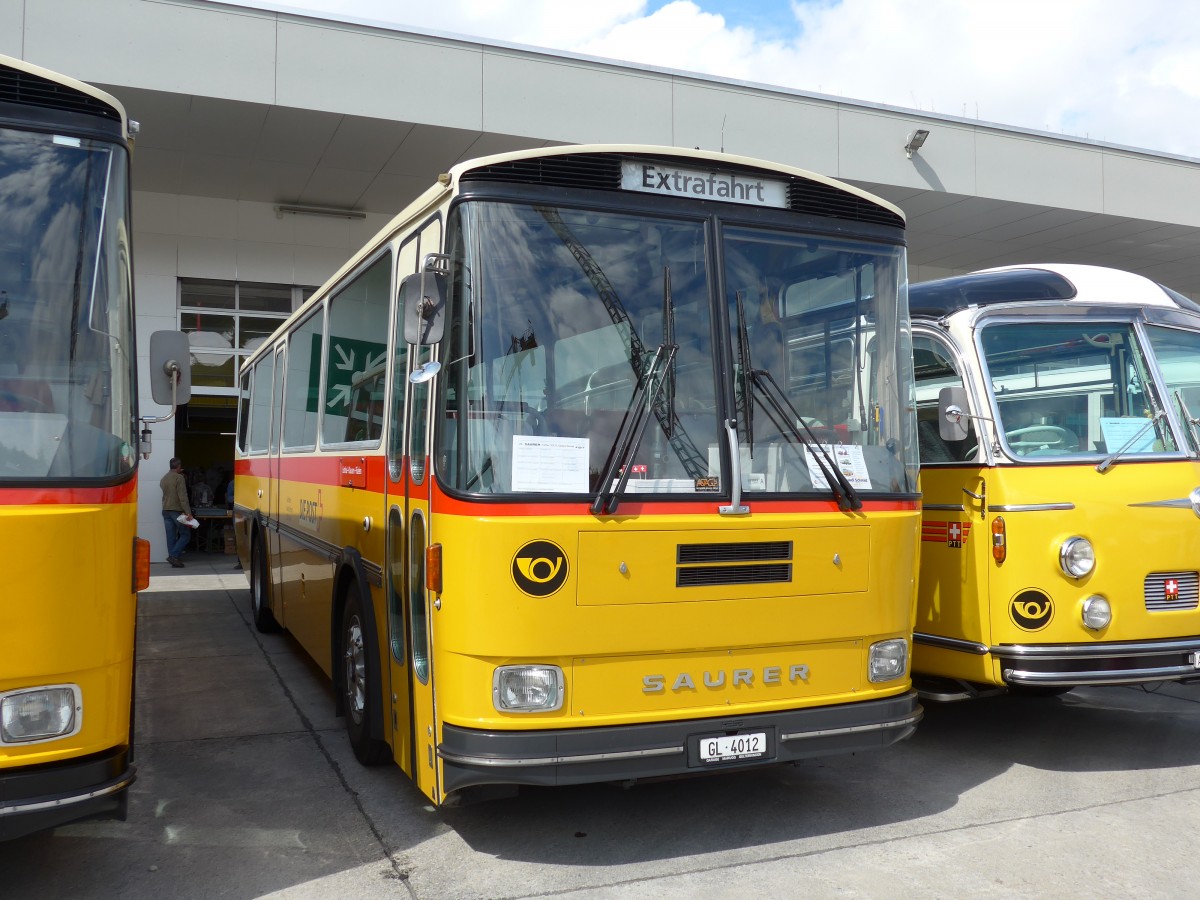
[133,537,151,591]
[991,516,1006,563]
[426,543,442,594]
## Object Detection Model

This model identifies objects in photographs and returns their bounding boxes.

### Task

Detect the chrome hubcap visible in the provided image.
[343,616,366,725]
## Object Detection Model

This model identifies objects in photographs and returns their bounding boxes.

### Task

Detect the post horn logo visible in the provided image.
[512,540,569,597]
[1010,589,1053,631]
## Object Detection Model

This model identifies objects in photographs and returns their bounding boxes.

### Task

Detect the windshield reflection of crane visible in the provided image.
[536,206,706,481]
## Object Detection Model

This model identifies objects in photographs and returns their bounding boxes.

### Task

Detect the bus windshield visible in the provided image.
[436,200,916,499]
[979,321,1178,460]
[0,127,136,481]
[1145,323,1200,453]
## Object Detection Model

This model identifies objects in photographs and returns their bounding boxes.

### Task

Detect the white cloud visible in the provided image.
[251,0,1200,156]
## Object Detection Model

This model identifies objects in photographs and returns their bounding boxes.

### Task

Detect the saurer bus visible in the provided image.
[234,144,922,805]
[0,55,188,838]
[912,263,1200,698]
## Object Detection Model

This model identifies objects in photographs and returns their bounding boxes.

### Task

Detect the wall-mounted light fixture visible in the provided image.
[904,129,930,159]
[275,203,366,220]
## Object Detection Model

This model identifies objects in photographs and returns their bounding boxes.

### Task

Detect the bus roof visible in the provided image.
[242,144,906,373]
[910,263,1198,319]
[447,143,905,226]
[0,53,130,141]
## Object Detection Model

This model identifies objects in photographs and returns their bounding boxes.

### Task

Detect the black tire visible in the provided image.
[250,535,281,633]
[339,591,390,765]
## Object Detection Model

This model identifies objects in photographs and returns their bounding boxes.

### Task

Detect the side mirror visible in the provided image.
[401,256,449,346]
[149,330,192,406]
[939,385,970,441]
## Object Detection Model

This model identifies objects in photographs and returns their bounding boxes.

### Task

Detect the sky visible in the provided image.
[241,0,1200,158]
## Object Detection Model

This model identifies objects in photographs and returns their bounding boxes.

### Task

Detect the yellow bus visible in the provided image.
[234,145,922,805]
[0,55,189,838]
[912,263,1200,698]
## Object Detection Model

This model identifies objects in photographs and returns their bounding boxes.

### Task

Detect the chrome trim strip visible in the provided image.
[923,504,965,512]
[1129,498,1193,508]
[274,520,341,563]
[994,636,1200,659]
[781,710,923,742]
[1004,665,1200,687]
[0,772,135,817]
[913,632,990,655]
[437,744,684,768]
[361,559,383,588]
[989,503,1075,512]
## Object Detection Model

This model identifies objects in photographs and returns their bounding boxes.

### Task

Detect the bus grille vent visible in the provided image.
[676,541,793,587]
[677,563,792,587]
[677,541,792,564]
[0,64,120,121]
[788,181,904,229]
[461,154,623,190]
[462,153,902,230]
[1144,571,1200,611]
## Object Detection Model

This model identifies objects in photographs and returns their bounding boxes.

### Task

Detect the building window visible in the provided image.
[179,280,315,394]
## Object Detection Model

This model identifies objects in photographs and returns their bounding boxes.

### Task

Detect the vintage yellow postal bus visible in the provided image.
[233,144,923,805]
[912,263,1200,698]
[0,55,158,839]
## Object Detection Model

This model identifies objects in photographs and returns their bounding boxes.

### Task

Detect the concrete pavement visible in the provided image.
[2,553,1199,898]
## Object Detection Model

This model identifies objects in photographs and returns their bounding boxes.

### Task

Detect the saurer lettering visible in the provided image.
[643,664,810,693]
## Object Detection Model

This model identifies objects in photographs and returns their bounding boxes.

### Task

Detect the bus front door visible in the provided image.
[387,343,439,803]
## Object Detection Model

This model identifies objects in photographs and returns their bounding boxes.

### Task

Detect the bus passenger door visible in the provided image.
[268,344,286,614]
[400,343,438,801]
[385,228,441,802]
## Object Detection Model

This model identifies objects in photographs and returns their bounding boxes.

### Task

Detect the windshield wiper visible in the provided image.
[1096,410,1166,473]
[752,367,862,510]
[1175,389,1200,454]
[1097,374,1171,474]
[733,294,860,511]
[591,342,677,515]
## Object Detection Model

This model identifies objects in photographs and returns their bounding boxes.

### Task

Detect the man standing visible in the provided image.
[161,457,192,568]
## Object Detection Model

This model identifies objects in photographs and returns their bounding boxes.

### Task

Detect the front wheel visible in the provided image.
[250,535,280,633]
[340,591,390,765]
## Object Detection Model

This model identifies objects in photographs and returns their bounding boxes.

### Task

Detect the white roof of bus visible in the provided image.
[445,143,906,222]
[0,54,130,141]
[973,263,1177,307]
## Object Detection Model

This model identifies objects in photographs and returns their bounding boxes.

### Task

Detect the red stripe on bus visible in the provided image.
[429,478,919,516]
[0,480,137,505]
[235,454,919,516]
[235,455,387,492]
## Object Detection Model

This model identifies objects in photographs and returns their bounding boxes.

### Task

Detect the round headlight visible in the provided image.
[1082,595,1111,630]
[1189,487,1200,519]
[1059,537,1095,578]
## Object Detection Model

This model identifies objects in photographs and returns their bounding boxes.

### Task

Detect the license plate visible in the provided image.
[698,731,768,763]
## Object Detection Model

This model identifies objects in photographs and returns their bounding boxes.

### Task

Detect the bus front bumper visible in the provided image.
[0,747,134,841]
[997,636,1200,687]
[438,691,921,795]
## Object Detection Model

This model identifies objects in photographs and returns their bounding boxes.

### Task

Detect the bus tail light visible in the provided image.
[133,537,151,591]
[1,685,82,743]
[426,543,442,594]
[493,665,564,712]
[991,517,1006,563]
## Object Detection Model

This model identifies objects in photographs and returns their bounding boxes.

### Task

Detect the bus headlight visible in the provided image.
[1059,537,1095,578]
[493,665,564,712]
[0,685,82,743]
[868,639,909,683]
[1082,595,1112,631]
